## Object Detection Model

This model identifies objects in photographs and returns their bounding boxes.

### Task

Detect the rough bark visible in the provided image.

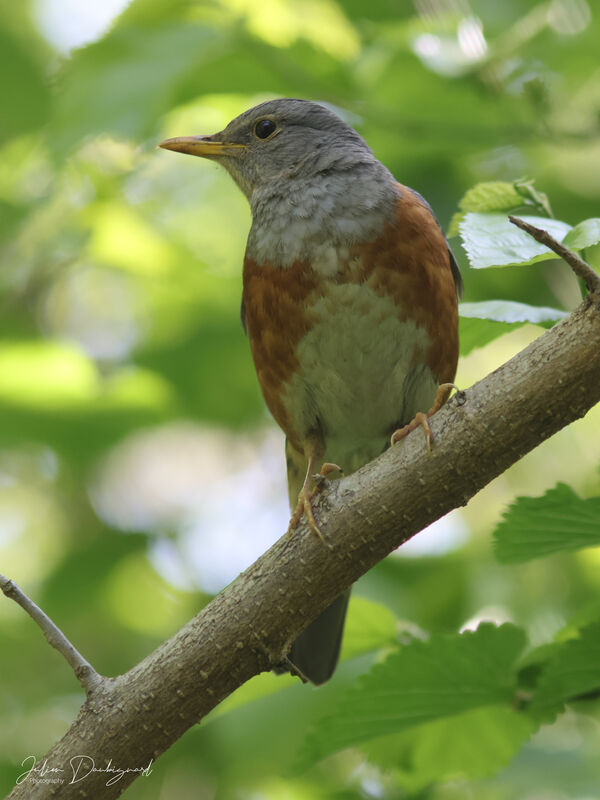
[7,292,600,799]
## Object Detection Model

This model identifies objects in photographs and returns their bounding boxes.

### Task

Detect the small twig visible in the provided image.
[509,215,600,295]
[0,573,102,694]
[279,654,309,684]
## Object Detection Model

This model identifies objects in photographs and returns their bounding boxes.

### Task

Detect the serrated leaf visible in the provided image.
[458,301,567,355]
[450,180,553,238]
[459,182,524,213]
[494,483,600,564]
[299,623,526,766]
[530,622,600,713]
[459,213,572,269]
[411,707,535,784]
[562,218,600,250]
[363,707,535,790]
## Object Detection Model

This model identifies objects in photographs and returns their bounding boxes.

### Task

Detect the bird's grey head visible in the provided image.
[159,98,381,201]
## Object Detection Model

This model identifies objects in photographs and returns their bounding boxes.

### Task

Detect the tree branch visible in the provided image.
[509,215,600,294]
[0,574,101,695]
[5,288,600,799]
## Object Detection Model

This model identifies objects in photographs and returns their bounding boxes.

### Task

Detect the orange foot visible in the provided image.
[391,383,458,454]
[287,462,342,548]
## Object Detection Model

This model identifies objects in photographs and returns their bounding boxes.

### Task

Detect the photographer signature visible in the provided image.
[17,755,153,786]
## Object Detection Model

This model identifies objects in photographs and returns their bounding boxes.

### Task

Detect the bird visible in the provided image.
[159,98,461,685]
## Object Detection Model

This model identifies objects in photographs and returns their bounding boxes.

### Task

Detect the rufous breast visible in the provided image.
[242,187,459,467]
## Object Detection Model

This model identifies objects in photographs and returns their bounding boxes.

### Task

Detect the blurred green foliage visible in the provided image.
[1,1,600,798]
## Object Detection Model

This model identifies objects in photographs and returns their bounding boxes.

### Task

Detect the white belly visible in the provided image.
[282,283,438,473]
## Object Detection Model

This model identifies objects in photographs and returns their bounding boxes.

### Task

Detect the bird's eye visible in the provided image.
[254,119,277,139]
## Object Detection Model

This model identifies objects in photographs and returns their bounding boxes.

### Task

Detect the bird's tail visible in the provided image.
[287,588,351,684]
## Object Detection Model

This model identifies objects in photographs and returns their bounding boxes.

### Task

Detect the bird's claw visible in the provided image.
[287,462,342,548]
[390,383,459,453]
[391,412,433,453]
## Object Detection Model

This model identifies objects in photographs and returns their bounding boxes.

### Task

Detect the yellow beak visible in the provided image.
[158,136,246,158]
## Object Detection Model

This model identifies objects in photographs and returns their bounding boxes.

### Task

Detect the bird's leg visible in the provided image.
[287,435,341,546]
[391,383,458,454]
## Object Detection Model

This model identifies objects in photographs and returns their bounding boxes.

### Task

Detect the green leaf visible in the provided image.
[300,623,526,766]
[449,180,553,237]
[459,213,572,269]
[555,601,600,642]
[368,707,535,788]
[460,300,567,325]
[530,622,600,713]
[562,218,600,250]
[494,483,600,564]
[411,707,535,783]
[459,182,525,213]
[341,596,398,660]
[447,210,464,239]
[458,301,567,355]
[517,643,563,691]
[459,317,517,355]
[513,179,553,217]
